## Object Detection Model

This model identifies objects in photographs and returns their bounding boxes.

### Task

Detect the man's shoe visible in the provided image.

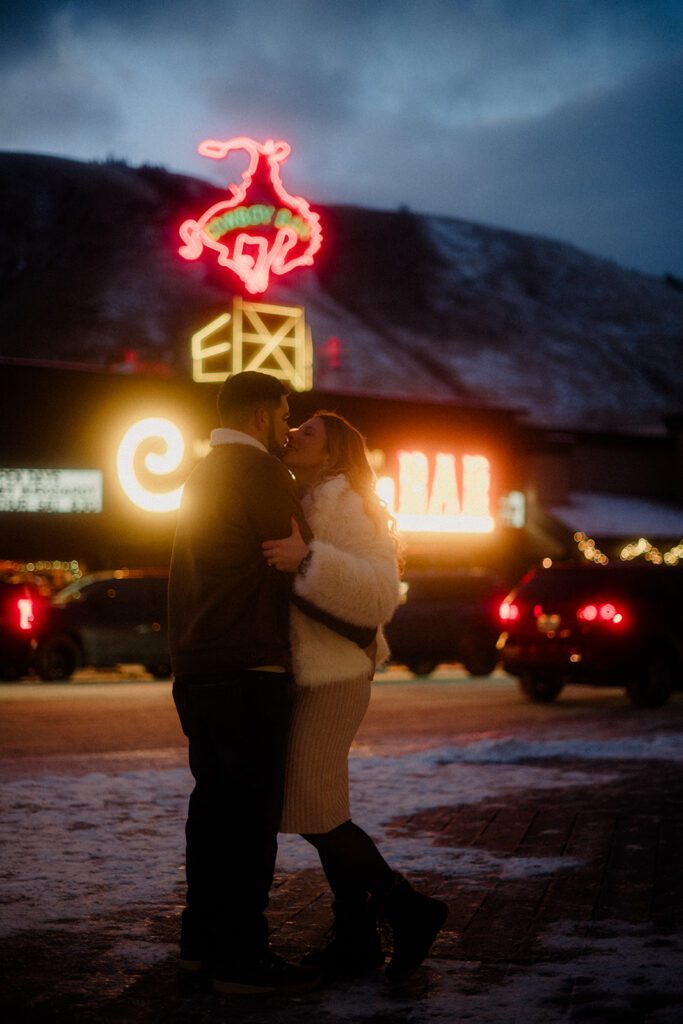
[178,939,213,974]
[176,946,213,994]
[213,951,321,996]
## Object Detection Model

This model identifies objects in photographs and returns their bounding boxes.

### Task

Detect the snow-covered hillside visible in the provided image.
[1,153,681,429]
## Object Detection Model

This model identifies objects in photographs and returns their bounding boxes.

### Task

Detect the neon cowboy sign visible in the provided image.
[179,137,323,294]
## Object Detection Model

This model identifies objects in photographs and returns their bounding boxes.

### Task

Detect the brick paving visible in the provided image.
[2,758,682,1023]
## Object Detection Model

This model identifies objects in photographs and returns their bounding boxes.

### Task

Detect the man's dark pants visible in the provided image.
[173,670,292,963]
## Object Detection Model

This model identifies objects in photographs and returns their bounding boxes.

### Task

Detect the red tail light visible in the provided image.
[17,597,35,631]
[499,600,520,622]
[577,602,625,625]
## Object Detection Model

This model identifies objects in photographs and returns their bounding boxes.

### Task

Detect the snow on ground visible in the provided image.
[308,919,683,1024]
[3,731,683,1022]
[2,733,683,938]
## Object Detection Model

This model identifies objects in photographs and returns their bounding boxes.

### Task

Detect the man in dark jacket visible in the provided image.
[169,371,316,995]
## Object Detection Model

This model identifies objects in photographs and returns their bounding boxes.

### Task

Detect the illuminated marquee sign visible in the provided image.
[179,137,322,295]
[377,451,494,533]
[192,298,312,390]
[0,469,102,514]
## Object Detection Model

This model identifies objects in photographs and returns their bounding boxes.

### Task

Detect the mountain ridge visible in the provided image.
[1,152,681,430]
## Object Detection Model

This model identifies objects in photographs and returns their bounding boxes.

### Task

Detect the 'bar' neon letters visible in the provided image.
[378,451,493,533]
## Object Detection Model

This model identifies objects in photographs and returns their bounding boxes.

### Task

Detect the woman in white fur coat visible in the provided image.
[263,412,447,985]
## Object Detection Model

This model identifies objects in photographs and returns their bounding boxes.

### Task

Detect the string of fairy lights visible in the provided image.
[572,532,683,566]
[0,560,83,590]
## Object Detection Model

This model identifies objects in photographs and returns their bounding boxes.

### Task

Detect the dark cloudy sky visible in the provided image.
[2,0,682,277]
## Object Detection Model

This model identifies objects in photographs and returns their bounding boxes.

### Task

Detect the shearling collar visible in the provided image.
[209,428,267,453]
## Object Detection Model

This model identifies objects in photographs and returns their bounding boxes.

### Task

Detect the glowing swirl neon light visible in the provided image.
[116,418,185,513]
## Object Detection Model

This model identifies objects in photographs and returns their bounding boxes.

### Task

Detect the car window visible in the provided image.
[107,578,169,615]
[516,571,618,601]
[629,571,683,601]
[53,575,169,610]
[52,578,111,604]
[97,579,150,614]
[517,567,683,602]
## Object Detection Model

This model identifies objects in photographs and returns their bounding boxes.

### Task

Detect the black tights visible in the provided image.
[302,820,394,902]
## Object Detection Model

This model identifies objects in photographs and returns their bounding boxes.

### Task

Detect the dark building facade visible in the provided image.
[2,362,535,581]
[2,360,682,584]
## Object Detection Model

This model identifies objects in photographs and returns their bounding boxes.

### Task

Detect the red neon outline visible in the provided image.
[179,137,322,294]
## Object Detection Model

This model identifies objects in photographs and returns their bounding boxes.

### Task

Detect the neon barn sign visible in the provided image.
[191,298,312,390]
[179,137,323,295]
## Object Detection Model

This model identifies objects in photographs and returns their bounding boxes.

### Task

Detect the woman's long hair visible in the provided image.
[313,411,403,566]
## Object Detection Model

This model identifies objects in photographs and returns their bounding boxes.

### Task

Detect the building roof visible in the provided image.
[550,491,683,538]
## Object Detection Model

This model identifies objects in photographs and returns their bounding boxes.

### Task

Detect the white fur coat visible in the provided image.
[291,474,401,687]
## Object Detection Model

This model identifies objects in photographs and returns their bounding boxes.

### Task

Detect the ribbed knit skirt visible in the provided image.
[280,673,371,834]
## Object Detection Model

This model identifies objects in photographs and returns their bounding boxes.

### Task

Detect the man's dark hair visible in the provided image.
[217,372,289,427]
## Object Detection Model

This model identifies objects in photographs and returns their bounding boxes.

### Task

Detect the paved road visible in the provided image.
[2,669,683,1022]
[3,667,682,760]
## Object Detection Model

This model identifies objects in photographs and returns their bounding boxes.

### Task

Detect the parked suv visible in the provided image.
[498,563,683,707]
[384,569,503,677]
[0,576,40,680]
[35,570,170,681]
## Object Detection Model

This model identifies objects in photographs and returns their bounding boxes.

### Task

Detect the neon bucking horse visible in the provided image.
[178,137,323,295]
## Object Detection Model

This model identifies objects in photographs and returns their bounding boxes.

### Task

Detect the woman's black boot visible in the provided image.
[302,894,384,979]
[381,873,448,984]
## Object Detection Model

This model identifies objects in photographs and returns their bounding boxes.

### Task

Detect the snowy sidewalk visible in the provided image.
[2,733,683,1022]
